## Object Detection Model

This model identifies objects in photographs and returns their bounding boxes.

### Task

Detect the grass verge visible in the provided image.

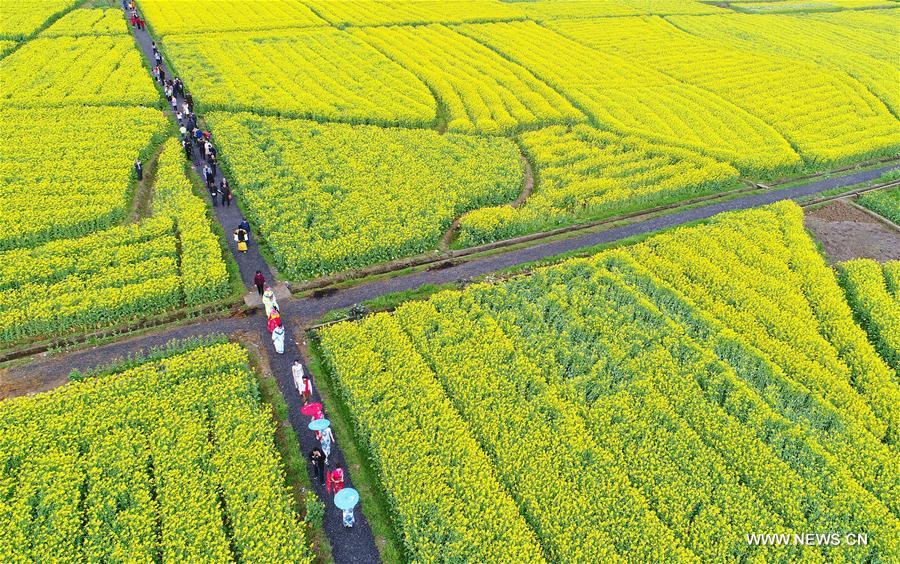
[314,283,458,325]
[304,337,406,564]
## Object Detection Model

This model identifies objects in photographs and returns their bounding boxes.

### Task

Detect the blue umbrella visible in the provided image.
[308,418,331,432]
[334,488,359,510]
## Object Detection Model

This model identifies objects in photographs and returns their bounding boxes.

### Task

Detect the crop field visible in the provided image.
[0,342,311,561]
[0,36,159,107]
[0,7,231,349]
[458,124,742,244]
[859,185,900,224]
[139,1,899,279]
[0,0,80,40]
[162,29,436,125]
[549,16,900,165]
[39,8,128,37]
[319,201,900,561]
[208,111,522,279]
[1,1,899,562]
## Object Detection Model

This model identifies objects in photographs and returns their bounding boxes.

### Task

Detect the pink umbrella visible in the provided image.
[300,402,323,417]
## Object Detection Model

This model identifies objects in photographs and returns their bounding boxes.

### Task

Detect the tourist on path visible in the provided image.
[327,465,345,495]
[234,226,249,253]
[294,361,312,402]
[134,159,142,181]
[262,286,278,315]
[319,424,335,465]
[203,164,214,188]
[253,271,266,296]
[309,447,326,485]
[238,218,251,241]
[267,307,282,333]
[182,137,192,160]
[220,180,232,207]
[272,324,286,354]
[209,182,219,207]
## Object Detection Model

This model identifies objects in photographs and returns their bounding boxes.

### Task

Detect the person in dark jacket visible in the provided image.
[253,271,266,296]
[238,218,251,241]
[134,159,142,181]
[182,137,192,160]
[220,180,232,207]
[185,92,194,112]
[309,447,326,485]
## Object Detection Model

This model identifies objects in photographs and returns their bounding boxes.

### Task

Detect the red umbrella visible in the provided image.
[300,402,323,416]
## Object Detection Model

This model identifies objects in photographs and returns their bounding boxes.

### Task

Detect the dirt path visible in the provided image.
[439,149,536,250]
[288,163,900,321]
[120,9,384,563]
[8,163,898,392]
[805,200,900,263]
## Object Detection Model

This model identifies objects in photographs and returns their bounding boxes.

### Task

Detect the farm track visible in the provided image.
[126,15,381,563]
[5,7,898,562]
[8,163,897,395]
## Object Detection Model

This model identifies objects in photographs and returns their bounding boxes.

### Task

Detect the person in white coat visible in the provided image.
[272,324,285,354]
[292,359,312,402]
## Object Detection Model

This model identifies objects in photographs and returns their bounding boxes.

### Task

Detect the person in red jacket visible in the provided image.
[253,271,265,296]
[326,465,345,495]
[267,307,282,333]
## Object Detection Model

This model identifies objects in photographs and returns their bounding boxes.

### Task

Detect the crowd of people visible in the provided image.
[125,0,358,532]
[299,361,356,528]
[125,0,146,30]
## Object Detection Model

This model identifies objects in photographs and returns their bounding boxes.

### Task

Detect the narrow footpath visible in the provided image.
[126,8,380,562]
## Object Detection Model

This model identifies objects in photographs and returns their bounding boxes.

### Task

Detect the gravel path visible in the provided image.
[130,11,381,562]
[289,163,899,321]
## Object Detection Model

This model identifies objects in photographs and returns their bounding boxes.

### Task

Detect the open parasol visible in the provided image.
[334,488,359,511]
[300,402,323,416]
[308,418,330,432]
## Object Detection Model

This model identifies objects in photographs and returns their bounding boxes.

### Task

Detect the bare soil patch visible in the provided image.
[805,200,900,263]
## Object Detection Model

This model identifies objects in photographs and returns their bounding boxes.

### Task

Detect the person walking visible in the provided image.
[262,286,278,316]
[326,465,345,495]
[293,360,312,402]
[234,226,249,252]
[185,92,194,112]
[238,218,251,241]
[154,51,162,66]
[134,159,143,181]
[267,306,282,333]
[209,182,219,207]
[272,324,286,354]
[182,137,192,160]
[309,447,326,485]
[253,271,266,296]
[203,164,214,188]
[220,180,232,207]
[319,424,335,465]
